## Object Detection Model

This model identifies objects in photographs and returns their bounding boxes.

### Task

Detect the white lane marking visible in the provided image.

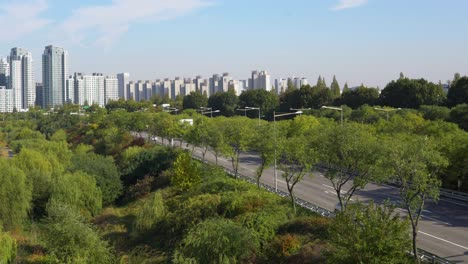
[439,198,468,208]
[396,209,451,226]
[419,231,468,250]
[423,210,432,213]
[278,180,287,184]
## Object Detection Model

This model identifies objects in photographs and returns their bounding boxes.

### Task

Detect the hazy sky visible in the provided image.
[1,0,467,88]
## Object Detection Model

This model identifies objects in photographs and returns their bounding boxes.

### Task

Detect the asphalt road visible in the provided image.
[151,136,468,263]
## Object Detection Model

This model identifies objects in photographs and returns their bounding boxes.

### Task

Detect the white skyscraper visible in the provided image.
[42,45,68,108]
[9,48,35,110]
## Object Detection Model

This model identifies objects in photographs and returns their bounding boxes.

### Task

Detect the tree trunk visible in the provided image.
[412,227,420,264]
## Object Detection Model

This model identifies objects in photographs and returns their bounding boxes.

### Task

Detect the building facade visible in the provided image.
[42,45,68,108]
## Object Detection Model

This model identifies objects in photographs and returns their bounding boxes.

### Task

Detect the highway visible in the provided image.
[152,136,468,263]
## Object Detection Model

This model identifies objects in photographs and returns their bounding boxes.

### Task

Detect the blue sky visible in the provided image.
[1,0,467,88]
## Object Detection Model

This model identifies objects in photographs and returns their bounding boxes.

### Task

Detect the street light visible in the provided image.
[321,106,343,126]
[201,109,220,118]
[273,110,303,192]
[245,107,261,125]
[374,107,401,121]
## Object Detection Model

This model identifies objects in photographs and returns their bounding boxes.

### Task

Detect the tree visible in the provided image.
[183,91,208,110]
[380,77,446,108]
[382,135,448,263]
[49,171,103,219]
[450,104,468,131]
[238,89,278,118]
[0,228,16,264]
[14,149,54,217]
[171,152,202,191]
[222,117,254,177]
[251,122,275,189]
[174,218,257,263]
[329,202,411,264]
[69,152,123,205]
[447,76,468,106]
[278,136,317,214]
[330,75,341,99]
[208,90,239,117]
[340,85,379,109]
[41,202,115,264]
[342,82,349,93]
[316,122,384,211]
[134,191,166,232]
[0,158,31,230]
[207,118,227,165]
[418,105,450,121]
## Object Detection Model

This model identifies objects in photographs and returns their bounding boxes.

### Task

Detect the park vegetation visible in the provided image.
[0,72,466,263]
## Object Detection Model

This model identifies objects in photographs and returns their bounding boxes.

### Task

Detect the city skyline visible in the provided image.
[0,0,467,88]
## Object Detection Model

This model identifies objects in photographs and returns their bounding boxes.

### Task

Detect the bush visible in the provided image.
[49,171,102,219]
[170,152,201,191]
[0,229,17,264]
[40,202,115,264]
[175,218,257,264]
[278,216,331,240]
[134,192,166,233]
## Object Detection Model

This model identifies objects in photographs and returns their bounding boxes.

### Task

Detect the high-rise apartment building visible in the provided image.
[171,77,183,99]
[9,48,35,110]
[117,73,130,100]
[42,45,68,108]
[249,70,271,91]
[0,58,9,87]
[104,75,119,104]
[0,86,13,113]
[275,78,288,94]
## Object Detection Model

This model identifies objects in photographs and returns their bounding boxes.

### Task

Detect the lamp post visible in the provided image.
[236,108,248,117]
[373,107,401,121]
[273,110,303,192]
[245,107,261,125]
[321,106,343,126]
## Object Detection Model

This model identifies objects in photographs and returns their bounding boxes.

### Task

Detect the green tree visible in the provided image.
[278,136,317,214]
[330,75,341,99]
[174,218,257,264]
[342,82,349,93]
[316,122,384,211]
[208,90,239,117]
[382,135,447,263]
[447,76,468,106]
[418,105,450,121]
[450,103,468,131]
[251,122,275,189]
[380,77,446,108]
[183,91,208,110]
[69,152,122,205]
[222,117,255,178]
[49,171,102,219]
[329,202,411,264]
[238,89,278,118]
[41,202,115,264]
[171,152,202,191]
[0,228,16,264]
[13,149,54,217]
[134,191,166,232]
[340,85,379,109]
[0,158,31,230]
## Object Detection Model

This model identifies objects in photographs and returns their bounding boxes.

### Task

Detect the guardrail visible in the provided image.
[417,249,455,264]
[440,188,468,203]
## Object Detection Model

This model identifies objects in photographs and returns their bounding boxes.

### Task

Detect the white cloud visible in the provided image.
[0,0,51,41]
[60,0,212,48]
[331,0,368,10]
